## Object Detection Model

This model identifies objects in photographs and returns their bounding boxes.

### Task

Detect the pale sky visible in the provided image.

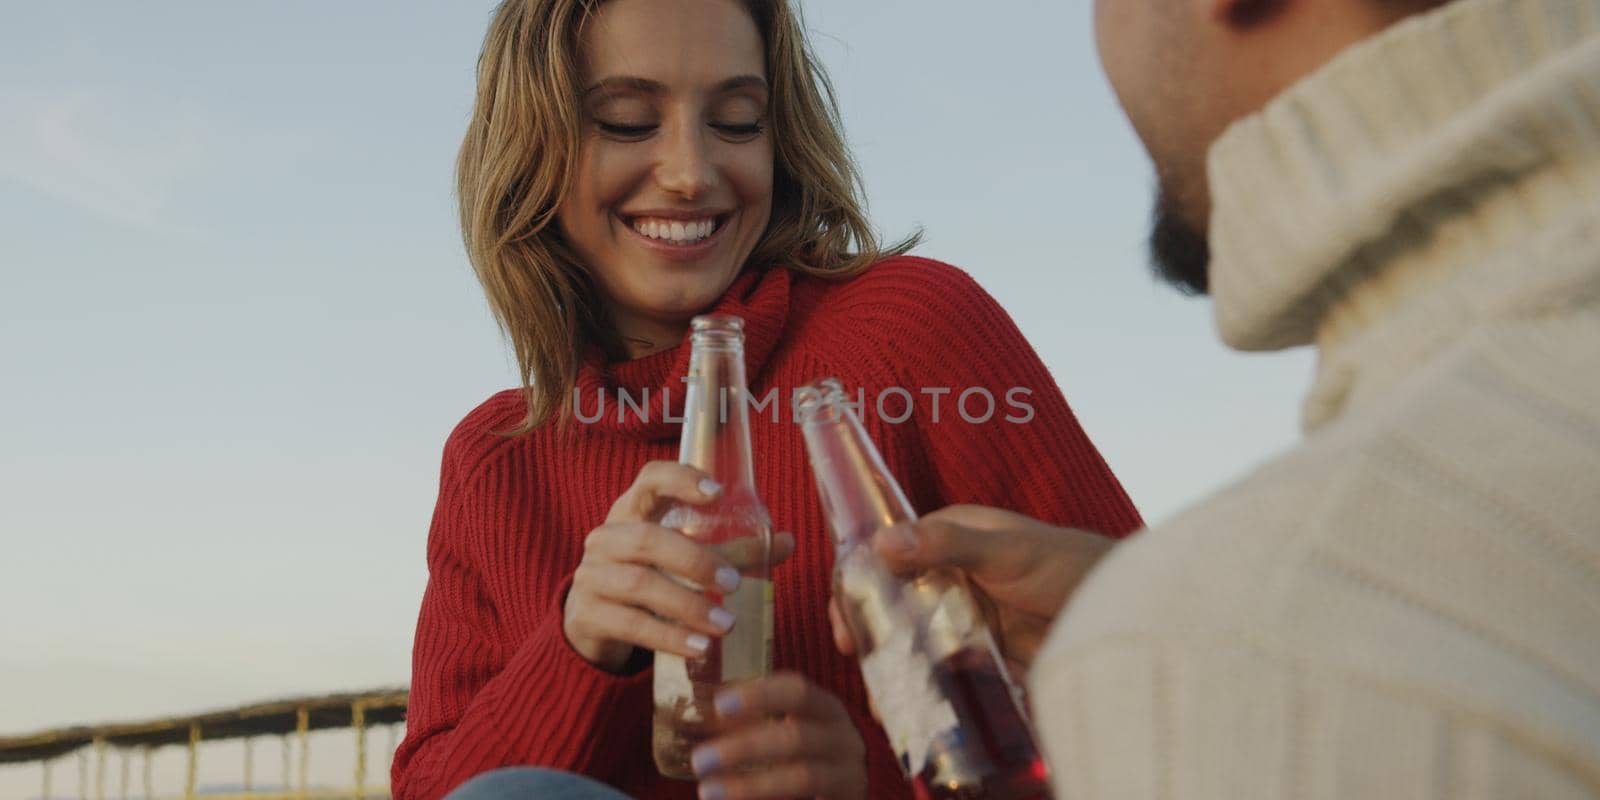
[0,1,1313,795]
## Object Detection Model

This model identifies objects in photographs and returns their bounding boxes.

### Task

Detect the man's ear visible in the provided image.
[1212,0,1293,27]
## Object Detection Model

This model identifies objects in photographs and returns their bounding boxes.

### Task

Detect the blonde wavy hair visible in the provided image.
[457,0,915,433]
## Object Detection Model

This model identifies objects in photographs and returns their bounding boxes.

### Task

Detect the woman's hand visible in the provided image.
[690,672,868,800]
[562,461,794,671]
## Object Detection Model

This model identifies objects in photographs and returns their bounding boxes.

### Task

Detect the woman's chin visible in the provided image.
[611,288,727,340]
[642,276,739,316]
[655,294,724,322]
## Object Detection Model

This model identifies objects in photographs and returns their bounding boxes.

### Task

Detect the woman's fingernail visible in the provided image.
[714,690,741,718]
[691,746,720,776]
[881,524,919,555]
[687,633,710,653]
[709,606,736,633]
[698,478,722,496]
[698,781,726,800]
[714,566,741,593]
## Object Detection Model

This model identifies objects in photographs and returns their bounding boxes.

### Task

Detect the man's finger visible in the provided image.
[904,505,1116,618]
[873,517,993,576]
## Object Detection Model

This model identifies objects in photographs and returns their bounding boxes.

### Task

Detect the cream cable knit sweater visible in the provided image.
[1031,0,1600,796]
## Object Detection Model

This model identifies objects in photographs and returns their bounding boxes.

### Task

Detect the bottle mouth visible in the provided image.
[692,314,744,333]
[689,314,745,351]
[795,378,848,426]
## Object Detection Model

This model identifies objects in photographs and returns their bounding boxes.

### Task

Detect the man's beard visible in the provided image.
[1149,187,1210,296]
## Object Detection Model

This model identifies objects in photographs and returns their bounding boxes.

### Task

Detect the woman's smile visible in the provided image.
[617,209,735,261]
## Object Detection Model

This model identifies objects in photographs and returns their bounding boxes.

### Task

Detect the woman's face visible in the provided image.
[559,0,774,355]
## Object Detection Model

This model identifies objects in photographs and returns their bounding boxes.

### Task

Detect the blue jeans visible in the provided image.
[443,767,633,800]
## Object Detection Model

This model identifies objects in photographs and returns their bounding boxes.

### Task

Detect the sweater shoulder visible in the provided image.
[437,388,529,491]
[793,255,1014,340]
[827,254,992,310]
[1053,335,1600,680]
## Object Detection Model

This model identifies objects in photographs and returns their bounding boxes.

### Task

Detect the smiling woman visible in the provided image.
[394,1,1143,800]
[458,0,899,430]
[557,2,777,360]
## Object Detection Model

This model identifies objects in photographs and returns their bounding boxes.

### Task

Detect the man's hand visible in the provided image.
[830,505,1119,671]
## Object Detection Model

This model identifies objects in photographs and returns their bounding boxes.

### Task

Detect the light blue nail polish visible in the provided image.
[709,606,736,632]
[698,478,722,496]
[691,747,720,776]
[714,566,741,593]
[714,690,741,718]
[687,633,710,653]
[699,781,726,800]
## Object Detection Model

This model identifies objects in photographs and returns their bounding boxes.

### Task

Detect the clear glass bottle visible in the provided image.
[652,315,775,780]
[797,378,1052,800]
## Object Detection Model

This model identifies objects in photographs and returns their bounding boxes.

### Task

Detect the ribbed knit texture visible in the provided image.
[1033,0,1600,797]
[393,256,1143,800]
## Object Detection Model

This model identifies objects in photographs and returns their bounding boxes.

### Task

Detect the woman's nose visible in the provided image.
[654,123,715,200]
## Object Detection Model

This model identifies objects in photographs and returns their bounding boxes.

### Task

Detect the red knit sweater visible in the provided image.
[393,257,1142,800]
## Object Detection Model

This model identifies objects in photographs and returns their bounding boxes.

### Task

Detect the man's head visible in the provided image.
[1094,0,1450,293]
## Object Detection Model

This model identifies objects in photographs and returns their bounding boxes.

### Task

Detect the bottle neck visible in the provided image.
[678,342,757,491]
[799,395,917,548]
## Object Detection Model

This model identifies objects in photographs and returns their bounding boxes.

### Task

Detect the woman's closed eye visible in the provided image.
[710,119,765,141]
[596,120,656,140]
[593,119,767,142]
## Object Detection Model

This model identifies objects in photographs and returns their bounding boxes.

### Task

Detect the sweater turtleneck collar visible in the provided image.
[573,266,791,441]
[1205,0,1600,431]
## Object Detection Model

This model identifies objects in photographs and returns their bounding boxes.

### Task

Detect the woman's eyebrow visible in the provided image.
[713,75,768,94]
[584,76,664,98]
[583,74,768,98]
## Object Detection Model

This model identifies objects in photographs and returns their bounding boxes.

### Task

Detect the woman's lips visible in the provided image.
[618,212,732,260]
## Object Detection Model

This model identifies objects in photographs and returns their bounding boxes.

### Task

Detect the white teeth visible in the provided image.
[629,216,719,244]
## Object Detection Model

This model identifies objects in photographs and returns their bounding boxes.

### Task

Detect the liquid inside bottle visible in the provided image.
[652,316,774,779]
[800,378,1052,800]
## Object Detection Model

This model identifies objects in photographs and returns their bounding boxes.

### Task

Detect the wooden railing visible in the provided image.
[1,688,407,800]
